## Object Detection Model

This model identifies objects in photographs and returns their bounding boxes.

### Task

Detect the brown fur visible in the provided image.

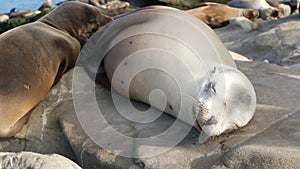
[0,2,112,137]
[186,2,259,28]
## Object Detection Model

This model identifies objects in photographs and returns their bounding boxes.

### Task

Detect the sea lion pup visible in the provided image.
[185,2,259,28]
[0,1,112,137]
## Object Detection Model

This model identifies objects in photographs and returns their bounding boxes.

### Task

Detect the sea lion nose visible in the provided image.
[206,115,218,125]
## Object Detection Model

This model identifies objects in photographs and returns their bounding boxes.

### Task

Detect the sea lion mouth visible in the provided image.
[193,98,210,132]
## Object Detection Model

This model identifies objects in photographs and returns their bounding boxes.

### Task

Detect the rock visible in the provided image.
[229,51,252,61]
[215,14,300,72]
[1,59,299,169]
[223,111,300,169]
[0,152,81,169]
[229,17,253,31]
[56,61,300,168]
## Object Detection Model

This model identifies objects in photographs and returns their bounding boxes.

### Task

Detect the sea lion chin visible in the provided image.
[0,1,112,137]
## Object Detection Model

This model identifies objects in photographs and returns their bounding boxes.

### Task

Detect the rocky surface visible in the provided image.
[1,60,299,168]
[0,152,81,169]
[215,14,300,72]
[0,10,300,169]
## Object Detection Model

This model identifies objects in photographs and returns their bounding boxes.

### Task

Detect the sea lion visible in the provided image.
[0,14,9,22]
[185,2,259,28]
[105,0,130,10]
[38,0,52,11]
[82,6,256,138]
[0,1,112,137]
[227,0,291,19]
[9,10,42,18]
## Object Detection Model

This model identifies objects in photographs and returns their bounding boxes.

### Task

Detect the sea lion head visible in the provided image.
[194,66,256,136]
[39,1,113,45]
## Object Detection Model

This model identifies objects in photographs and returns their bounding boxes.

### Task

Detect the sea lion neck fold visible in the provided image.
[39,1,112,45]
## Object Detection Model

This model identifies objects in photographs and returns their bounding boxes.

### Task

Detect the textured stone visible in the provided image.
[1,59,299,169]
[0,152,81,169]
[223,111,300,169]
[215,14,300,71]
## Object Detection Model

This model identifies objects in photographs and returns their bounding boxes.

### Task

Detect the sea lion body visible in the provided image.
[9,10,42,18]
[186,2,259,28]
[0,2,112,137]
[0,14,9,22]
[84,6,256,137]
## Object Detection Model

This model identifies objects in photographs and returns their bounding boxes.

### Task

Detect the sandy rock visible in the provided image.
[0,152,81,169]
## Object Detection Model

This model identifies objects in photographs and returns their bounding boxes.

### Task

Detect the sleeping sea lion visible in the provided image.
[185,2,259,28]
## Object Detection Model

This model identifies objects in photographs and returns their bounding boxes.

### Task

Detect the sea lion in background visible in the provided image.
[0,14,9,22]
[185,2,259,28]
[9,10,42,18]
[0,1,112,137]
[38,0,52,11]
[227,0,291,19]
[102,0,130,10]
